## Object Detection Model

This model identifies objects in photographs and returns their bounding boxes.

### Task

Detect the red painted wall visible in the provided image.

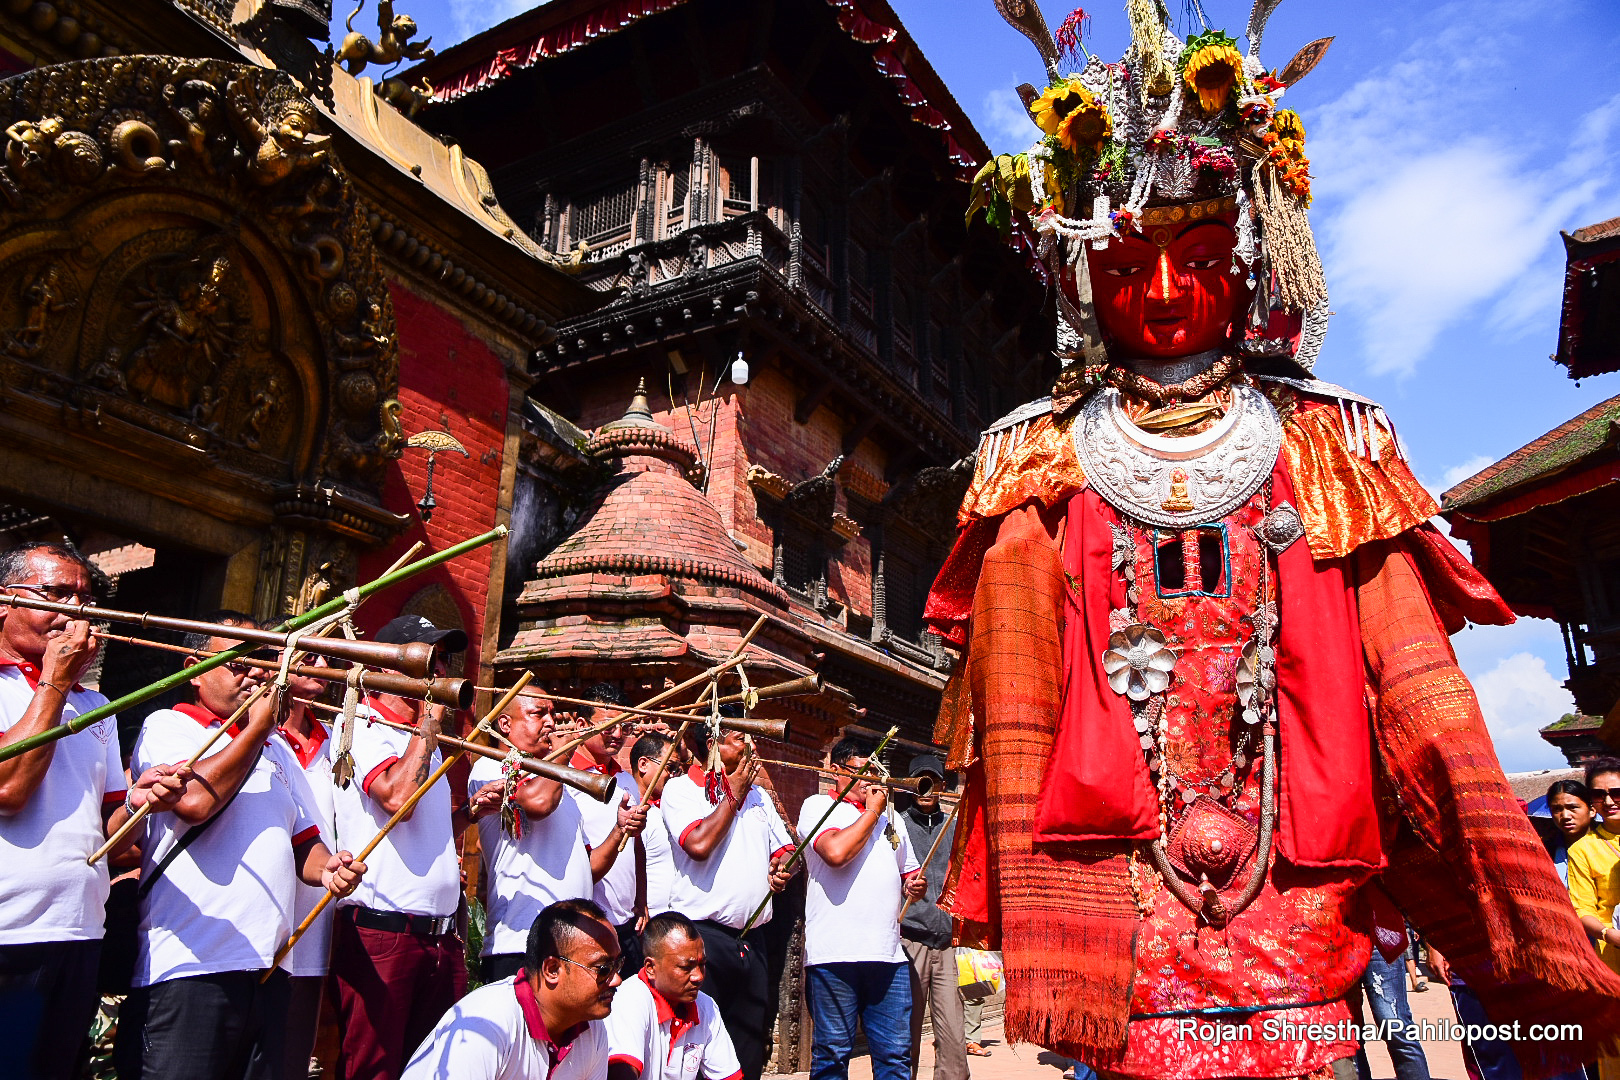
[356,281,510,670]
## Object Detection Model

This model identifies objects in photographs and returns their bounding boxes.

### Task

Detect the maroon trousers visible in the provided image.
[329,912,467,1080]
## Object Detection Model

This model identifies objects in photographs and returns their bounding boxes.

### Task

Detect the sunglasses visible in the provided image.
[1591,787,1620,802]
[557,955,619,985]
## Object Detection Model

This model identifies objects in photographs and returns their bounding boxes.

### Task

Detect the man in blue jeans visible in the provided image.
[1356,929,1431,1080]
[796,736,925,1080]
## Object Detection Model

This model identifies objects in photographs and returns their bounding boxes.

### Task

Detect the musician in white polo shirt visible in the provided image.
[0,542,188,1080]
[278,659,340,1080]
[329,614,470,1080]
[565,683,650,974]
[113,613,366,1080]
[626,731,677,913]
[402,898,619,1080]
[605,911,740,1080]
[662,708,797,1080]
[466,690,595,983]
[796,734,924,1080]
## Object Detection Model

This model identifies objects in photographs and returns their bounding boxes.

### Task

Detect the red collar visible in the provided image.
[686,762,707,786]
[174,701,242,738]
[363,694,413,730]
[0,657,82,693]
[841,793,866,809]
[514,970,587,1066]
[570,749,614,776]
[279,720,329,769]
[638,970,700,1044]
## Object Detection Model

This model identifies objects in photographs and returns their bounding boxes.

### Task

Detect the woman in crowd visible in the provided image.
[1548,779,1597,887]
[1567,760,1620,1080]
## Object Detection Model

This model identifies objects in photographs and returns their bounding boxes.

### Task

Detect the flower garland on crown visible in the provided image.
[966,8,1320,236]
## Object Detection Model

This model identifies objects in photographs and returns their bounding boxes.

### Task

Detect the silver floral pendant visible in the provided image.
[1103,624,1177,701]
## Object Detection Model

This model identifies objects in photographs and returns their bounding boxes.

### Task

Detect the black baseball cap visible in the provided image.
[909,753,945,779]
[374,614,468,653]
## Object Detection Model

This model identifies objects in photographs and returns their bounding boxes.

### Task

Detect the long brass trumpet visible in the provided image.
[660,673,825,712]
[352,708,616,802]
[751,755,936,796]
[473,687,792,742]
[4,593,435,678]
[93,632,472,710]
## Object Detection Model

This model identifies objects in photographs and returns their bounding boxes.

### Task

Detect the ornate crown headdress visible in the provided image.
[969,0,1334,372]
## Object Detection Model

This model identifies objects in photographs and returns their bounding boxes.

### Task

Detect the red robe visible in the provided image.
[925,386,1620,1078]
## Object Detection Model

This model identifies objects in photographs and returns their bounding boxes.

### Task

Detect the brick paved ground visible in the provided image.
[771,975,1470,1080]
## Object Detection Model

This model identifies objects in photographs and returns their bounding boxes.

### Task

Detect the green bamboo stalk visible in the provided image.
[0,525,508,763]
[739,725,898,936]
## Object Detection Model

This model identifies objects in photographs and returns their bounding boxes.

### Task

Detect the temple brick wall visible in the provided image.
[356,281,514,678]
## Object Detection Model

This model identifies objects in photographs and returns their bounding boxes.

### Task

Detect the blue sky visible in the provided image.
[399,0,1620,771]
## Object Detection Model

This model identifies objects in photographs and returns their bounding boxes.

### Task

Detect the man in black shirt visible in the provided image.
[897,754,966,1080]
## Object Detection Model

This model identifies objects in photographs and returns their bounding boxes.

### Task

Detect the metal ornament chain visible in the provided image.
[1108,479,1283,927]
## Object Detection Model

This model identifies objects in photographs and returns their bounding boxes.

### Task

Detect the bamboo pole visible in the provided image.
[897,801,958,921]
[0,527,508,764]
[89,541,427,865]
[263,672,534,980]
[85,683,273,865]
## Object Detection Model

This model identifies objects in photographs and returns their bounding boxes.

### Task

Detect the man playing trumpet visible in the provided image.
[112,612,366,1080]
[0,542,190,1080]
[465,690,596,984]
[796,735,925,1080]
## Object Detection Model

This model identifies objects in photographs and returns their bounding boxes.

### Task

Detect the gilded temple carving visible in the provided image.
[0,56,400,491]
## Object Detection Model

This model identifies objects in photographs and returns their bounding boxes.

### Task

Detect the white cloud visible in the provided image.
[1466,651,1575,772]
[982,87,1039,154]
[1304,6,1620,378]
[1438,453,1494,494]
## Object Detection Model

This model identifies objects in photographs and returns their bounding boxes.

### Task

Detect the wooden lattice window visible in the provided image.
[572,180,636,248]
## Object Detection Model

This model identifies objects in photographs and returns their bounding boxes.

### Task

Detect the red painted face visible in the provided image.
[1086,216,1244,357]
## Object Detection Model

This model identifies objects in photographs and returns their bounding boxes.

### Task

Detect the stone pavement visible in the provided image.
[771,976,1469,1080]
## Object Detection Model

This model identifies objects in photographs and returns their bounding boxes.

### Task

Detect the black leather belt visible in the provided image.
[343,904,455,937]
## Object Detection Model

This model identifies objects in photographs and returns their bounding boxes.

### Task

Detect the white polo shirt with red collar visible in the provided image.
[329,696,460,918]
[644,801,674,913]
[565,751,639,926]
[401,971,609,1080]
[131,703,323,985]
[0,660,125,944]
[796,794,920,966]
[661,766,794,930]
[280,718,336,977]
[468,754,594,956]
[604,970,740,1080]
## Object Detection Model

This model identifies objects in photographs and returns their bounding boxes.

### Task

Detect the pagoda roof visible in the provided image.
[411,0,986,177]
[1441,393,1620,516]
[526,383,788,607]
[1556,213,1620,379]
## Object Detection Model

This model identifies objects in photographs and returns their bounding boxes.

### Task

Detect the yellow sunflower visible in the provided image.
[1057,95,1112,155]
[1029,80,1092,137]
[1272,109,1306,145]
[1182,41,1244,116]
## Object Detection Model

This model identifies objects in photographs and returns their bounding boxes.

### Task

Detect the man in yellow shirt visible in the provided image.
[1568,759,1620,974]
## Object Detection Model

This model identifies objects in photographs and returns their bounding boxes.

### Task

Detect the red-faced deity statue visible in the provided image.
[1085,215,1244,357]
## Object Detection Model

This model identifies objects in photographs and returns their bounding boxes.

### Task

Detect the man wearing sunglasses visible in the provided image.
[402,898,620,1080]
[0,541,190,1080]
